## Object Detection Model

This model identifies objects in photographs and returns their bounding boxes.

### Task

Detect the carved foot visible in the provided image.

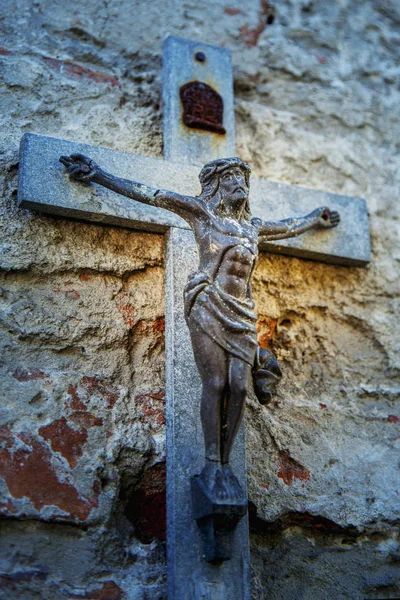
[191,464,247,564]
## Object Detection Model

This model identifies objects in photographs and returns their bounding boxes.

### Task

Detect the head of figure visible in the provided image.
[198,157,251,221]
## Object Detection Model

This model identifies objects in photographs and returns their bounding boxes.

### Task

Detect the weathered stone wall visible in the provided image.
[0,1,399,598]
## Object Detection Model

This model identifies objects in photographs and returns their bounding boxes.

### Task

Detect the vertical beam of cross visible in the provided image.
[162,36,235,165]
[162,37,251,599]
[165,228,250,599]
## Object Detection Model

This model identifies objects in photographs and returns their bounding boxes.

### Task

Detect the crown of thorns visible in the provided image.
[199,157,251,190]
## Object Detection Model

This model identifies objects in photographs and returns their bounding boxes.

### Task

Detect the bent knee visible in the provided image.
[230,378,249,398]
[203,375,226,395]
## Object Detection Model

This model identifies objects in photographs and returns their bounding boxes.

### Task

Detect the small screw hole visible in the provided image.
[195,51,206,62]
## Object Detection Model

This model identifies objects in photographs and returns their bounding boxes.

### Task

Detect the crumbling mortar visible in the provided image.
[250,512,355,540]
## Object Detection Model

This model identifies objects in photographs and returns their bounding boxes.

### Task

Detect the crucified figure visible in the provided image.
[60,154,339,498]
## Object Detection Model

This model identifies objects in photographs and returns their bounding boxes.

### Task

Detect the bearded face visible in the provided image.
[199,157,252,221]
[219,167,249,206]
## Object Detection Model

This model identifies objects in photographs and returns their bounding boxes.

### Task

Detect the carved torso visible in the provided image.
[190,201,259,301]
[177,199,260,366]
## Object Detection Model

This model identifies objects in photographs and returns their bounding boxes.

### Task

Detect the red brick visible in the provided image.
[43,57,119,86]
[39,418,88,468]
[81,376,119,409]
[67,385,87,411]
[69,411,103,429]
[240,0,274,47]
[277,450,310,486]
[388,414,400,423]
[135,392,165,430]
[69,581,123,600]
[12,368,48,382]
[224,7,244,15]
[152,317,165,333]
[0,426,98,521]
[116,301,136,328]
[279,511,350,534]
[257,316,277,350]
[127,463,166,543]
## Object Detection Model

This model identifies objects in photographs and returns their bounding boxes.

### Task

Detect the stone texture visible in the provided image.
[0,1,399,599]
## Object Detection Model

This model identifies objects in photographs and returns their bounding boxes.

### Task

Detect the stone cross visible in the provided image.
[18,36,370,600]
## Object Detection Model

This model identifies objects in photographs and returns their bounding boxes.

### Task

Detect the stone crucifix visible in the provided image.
[18,37,370,600]
[58,150,339,489]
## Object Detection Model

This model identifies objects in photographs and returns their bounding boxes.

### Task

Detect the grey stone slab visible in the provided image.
[165,227,250,600]
[18,133,370,266]
[163,36,235,165]
[252,178,371,266]
[18,133,190,233]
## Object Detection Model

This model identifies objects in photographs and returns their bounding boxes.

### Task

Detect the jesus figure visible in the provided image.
[60,154,339,498]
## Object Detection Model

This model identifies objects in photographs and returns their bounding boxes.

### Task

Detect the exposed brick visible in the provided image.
[81,376,119,409]
[257,316,278,349]
[0,426,98,521]
[279,511,353,534]
[43,57,119,86]
[65,289,81,300]
[152,316,165,333]
[116,301,136,328]
[127,462,166,543]
[12,368,48,382]
[66,382,107,426]
[224,7,244,15]
[388,415,400,423]
[69,411,103,429]
[135,391,165,430]
[39,418,88,468]
[277,450,310,486]
[240,0,274,47]
[67,384,87,411]
[69,581,123,600]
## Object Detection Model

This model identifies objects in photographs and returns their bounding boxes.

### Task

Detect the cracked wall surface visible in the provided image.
[0,1,399,598]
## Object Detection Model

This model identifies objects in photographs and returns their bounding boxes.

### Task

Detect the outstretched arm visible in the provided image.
[59,154,200,221]
[258,207,340,242]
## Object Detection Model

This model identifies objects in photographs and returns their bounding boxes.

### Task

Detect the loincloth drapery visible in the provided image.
[184,271,258,366]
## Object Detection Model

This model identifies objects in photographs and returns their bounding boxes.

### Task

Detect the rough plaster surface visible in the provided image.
[0,1,399,598]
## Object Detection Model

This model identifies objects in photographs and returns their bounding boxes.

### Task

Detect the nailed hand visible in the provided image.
[59,154,99,182]
[318,207,340,229]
